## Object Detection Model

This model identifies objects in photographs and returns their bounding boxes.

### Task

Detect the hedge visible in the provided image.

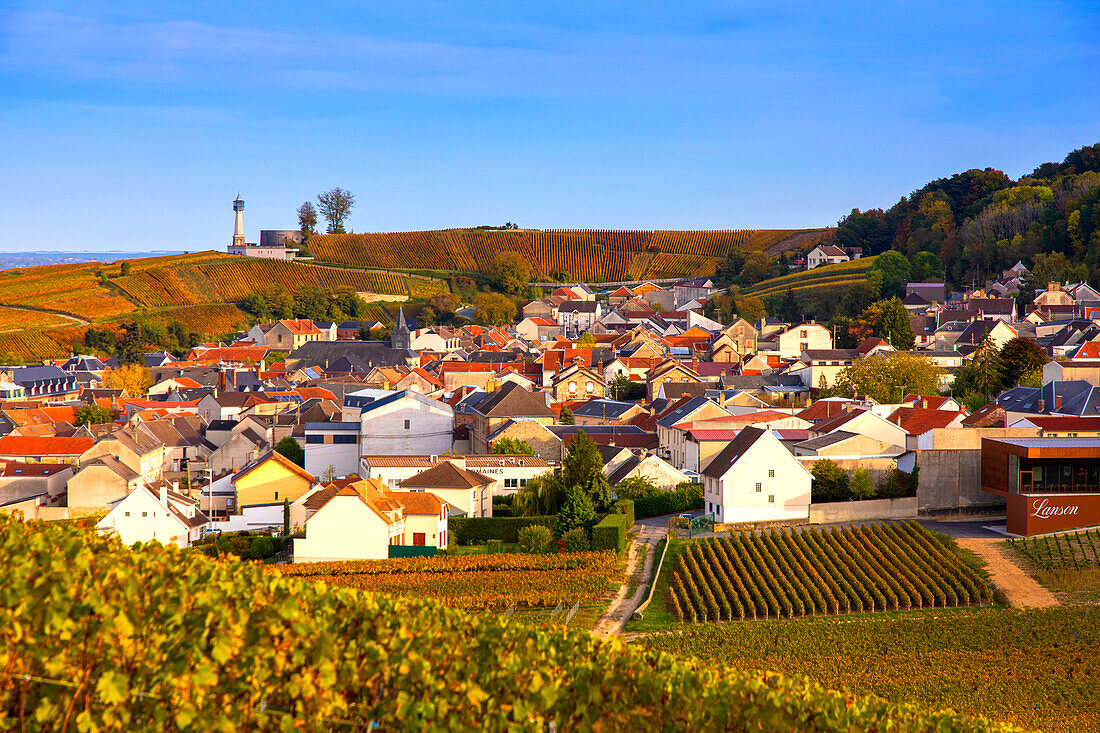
[450,515,556,545]
[633,484,703,518]
[612,498,635,528]
[592,513,631,553]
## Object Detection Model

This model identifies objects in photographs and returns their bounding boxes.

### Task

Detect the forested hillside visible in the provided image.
[833,142,1100,287]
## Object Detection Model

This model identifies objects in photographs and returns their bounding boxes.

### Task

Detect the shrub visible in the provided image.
[876,468,917,499]
[851,468,874,500]
[250,536,274,560]
[487,539,505,554]
[612,498,635,528]
[518,524,554,554]
[811,460,851,503]
[592,513,631,553]
[562,528,590,553]
[633,483,703,518]
[556,484,597,537]
[616,476,662,500]
[450,516,555,544]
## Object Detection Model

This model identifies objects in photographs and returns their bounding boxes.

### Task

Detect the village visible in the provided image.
[2,257,1098,564]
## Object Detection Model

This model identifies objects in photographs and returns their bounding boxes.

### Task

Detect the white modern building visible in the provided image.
[700,427,812,523]
[344,388,455,456]
[96,482,208,548]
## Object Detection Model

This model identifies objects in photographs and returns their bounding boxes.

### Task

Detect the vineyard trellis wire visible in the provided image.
[669,522,991,623]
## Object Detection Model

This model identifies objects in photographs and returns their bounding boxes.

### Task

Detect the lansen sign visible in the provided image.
[1030,498,1080,519]
[1007,492,1100,536]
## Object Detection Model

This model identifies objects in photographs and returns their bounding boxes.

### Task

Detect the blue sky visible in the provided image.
[1,2,1098,252]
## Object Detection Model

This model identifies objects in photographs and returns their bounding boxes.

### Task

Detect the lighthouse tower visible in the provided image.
[232,195,246,248]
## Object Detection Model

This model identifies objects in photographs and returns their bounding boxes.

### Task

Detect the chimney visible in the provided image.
[159,484,168,506]
[1038,399,1045,412]
[1056,395,1063,411]
[1048,282,1060,292]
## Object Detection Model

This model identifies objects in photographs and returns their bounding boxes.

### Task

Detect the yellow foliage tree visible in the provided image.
[101,364,153,396]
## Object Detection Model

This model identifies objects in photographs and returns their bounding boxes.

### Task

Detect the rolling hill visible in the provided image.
[309,227,833,282]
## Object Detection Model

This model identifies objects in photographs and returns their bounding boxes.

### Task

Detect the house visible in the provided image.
[806,245,850,269]
[96,482,208,548]
[346,389,455,456]
[550,362,606,401]
[606,452,689,490]
[809,407,908,450]
[469,382,556,454]
[646,359,702,402]
[906,282,946,304]
[249,319,325,351]
[791,431,903,459]
[293,482,406,562]
[672,277,716,308]
[656,397,732,469]
[397,461,494,517]
[79,427,165,484]
[303,421,360,479]
[396,490,449,548]
[233,450,317,508]
[776,322,833,361]
[701,427,812,523]
[0,435,93,465]
[66,457,144,514]
[362,454,551,496]
[207,420,271,475]
[7,366,81,400]
[556,301,602,336]
[515,317,563,342]
[571,399,648,426]
[0,462,71,507]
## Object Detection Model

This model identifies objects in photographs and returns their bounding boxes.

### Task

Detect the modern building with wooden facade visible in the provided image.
[981,436,1100,536]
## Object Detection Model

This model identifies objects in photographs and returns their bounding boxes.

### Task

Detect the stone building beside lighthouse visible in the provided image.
[226,195,300,260]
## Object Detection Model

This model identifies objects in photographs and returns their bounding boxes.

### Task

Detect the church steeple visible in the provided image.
[391,307,411,351]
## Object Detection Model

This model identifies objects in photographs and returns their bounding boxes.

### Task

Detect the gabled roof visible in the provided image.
[398,461,494,490]
[887,407,965,435]
[472,382,555,419]
[701,426,768,479]
[233,450,315,484]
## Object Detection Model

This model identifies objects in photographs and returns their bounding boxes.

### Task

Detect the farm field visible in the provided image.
[0,306,72,331]
[0,261,136,320]
[742,256,877,299]
[278,551,622,611]
[669,523,991,622]
[132,303,250,336]
[1008,530,1100,604]
[1,515,1013,731]
[642,606,1100,733]
[308,227,832,282]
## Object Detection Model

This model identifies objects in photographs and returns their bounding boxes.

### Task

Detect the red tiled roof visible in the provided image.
[888,407,965,435]
[0,436,93,456]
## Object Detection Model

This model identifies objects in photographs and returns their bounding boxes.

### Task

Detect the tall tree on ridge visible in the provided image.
[317,188,355,234]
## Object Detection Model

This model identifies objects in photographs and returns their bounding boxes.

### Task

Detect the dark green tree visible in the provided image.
[275,437,304,468]
[559,406,575,425]
[999,337,1048,389]
[555,484,596,536]
[811,460,851,503]
[869,250,911,299]
[74,403,117,426]
[492,438,536,455]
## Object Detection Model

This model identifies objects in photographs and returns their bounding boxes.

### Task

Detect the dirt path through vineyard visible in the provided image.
[591,523,665,637]
[956,538,1058,609]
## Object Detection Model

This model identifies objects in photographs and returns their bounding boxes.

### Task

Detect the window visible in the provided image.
[305,435,324,444]
[755,483,762,492]
[586,381,594,394]
[142,512,147,517]
[768,495,775,503]
[568,381,577,393]
[333,435,357,444]
[404,419,411,430]
[800,342,808,352]
[274,492,279,500]
[800,329,807,338]
[124,512,130,517]
[768,469,775,478]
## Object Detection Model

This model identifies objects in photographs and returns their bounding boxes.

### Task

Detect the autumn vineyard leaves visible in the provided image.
[669,523,992,622]
[309,228,831,282]
[278,552,620,611]
[0,515,1017,731]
